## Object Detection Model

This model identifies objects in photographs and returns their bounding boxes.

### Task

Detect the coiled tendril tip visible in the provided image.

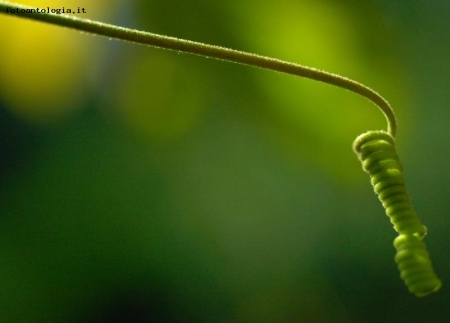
[394,234,442,297]
[354,130,441,296]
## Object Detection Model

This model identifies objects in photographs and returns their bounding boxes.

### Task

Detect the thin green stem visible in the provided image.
[0,1,397,136]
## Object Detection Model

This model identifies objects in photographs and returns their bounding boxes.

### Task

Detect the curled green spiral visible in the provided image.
[353,130,441,296]
[394,234,442,296]
[353,131,426,238]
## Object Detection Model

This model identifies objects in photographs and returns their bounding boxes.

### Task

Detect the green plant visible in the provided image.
[0,0,441,296]
[353,130,441,296]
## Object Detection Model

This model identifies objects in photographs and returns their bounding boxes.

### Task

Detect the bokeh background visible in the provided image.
[0,0,449,322]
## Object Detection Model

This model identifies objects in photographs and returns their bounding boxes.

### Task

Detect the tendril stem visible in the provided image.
[0,1,397,136]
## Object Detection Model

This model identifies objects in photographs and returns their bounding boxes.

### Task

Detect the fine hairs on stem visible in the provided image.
[2,1,443,298]
[0,0,397,136]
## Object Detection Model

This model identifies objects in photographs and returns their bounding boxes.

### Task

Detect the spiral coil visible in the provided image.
[394,234,441,296]
[353,130,441,296]
[353,131,426,238]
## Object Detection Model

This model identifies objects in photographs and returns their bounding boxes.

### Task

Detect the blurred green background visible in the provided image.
[0,0,449,322]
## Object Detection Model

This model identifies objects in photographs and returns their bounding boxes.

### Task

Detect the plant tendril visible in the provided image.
[0,0,397,136]
[354,130,441,296]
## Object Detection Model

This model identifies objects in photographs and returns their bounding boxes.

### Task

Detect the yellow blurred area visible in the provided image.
[0,0,118,124]
[1,1,448,321]
[113,52,206,140]
[0,0,413,177]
